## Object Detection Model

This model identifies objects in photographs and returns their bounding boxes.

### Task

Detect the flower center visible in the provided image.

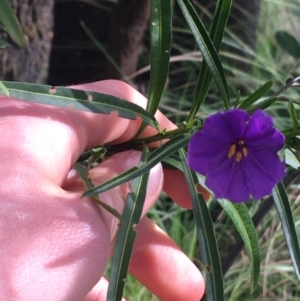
[228,139,248,162]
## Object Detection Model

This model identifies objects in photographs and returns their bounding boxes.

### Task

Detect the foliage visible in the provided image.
[0,0,26,47]
[1,0,300,300]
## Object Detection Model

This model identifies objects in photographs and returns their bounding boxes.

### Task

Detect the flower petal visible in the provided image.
[243,149,286,199]
[244,110,285,150]
[205,158,250,202]
[187,131,229,175]
[203,109,249,143]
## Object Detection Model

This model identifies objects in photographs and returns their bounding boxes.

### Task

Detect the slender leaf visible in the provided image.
[162,153,183,170]
[288,100,298,135]
[147,0,172,114]
[188,0,232,123]
[238,81,273,109]
[83,135,190,197]
[75,163,121,219]
[0,81,9,96]
[283,126,300,137]
[272,182,300,280]
[285,149,300,169]
[179,149,224,301]
[275,30,300,59]
[247,97,277,114]
[107,148,150,301]
[177,0,230,112]
[218,200,260,292]
[0,81,157,128]
[0,0,26,47]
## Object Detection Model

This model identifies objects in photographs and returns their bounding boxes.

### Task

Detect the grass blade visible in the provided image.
[177,0,230,113]
[188,0,232,123]
[0,81,157,128]
[107,148,150,301]
[80,21,124,79]
[83,135,190,197]
[272,182,300,280]
[179,149,224,301]
[0,0,26,47]
[218,200,260,292]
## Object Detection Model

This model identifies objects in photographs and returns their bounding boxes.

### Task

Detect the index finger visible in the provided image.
[81,81,210,207]
[72,80,177,145]
[0,80,176,186]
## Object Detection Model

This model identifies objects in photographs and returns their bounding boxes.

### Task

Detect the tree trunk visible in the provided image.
[0,0,54,83]
[105,0,150,80]
[0,1,262,85]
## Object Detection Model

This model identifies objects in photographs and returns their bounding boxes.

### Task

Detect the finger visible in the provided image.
[0,80,176,186]
[163,169,211,208]
[0,102,128,188]
[64,150,164,240]
[71,80,147,145]
[72,80,177,145]
[129,217,205,301]
[84,277,126,301]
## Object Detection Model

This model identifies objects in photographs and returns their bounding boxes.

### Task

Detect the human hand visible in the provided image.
[0,80,207,301]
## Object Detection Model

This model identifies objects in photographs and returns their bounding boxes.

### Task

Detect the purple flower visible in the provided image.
[187,109,286,203]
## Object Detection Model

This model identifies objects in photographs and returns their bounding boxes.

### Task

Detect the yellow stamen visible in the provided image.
[236,152,243,162]
[228,144,236,158]
[238,140,244,146]
[242,147,248,157]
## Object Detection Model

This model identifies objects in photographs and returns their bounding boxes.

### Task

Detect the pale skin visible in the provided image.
[0,80,209,301]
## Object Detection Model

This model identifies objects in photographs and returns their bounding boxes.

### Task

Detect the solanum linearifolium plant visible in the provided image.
[1,0,300,300]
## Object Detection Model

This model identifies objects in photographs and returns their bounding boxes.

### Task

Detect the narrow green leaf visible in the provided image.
[179,149,224,301]
[162,153,183,170]
[147,0,172,114]
[272,182,300,280]
[218,200,260,292]
[282,126,300,137]
[288,100,299,135]
[107,148,150,301]
[188,0,232,123]
[83,135,190,197]
[0,0,26,47]
[75,163,122,219]
[238,81,273,109]
[275,31,300,59]
[0,81,9,96]
[285,149,300,169]
[196,173,213,195]
[0,81,157,128]
[177,0,230,112]
[247,97,277,114]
